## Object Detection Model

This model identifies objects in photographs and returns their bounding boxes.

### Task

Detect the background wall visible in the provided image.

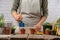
[47,0,60,22]
[0,0,60,26]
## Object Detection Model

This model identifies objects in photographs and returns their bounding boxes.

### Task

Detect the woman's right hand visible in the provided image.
[12,11,23,21]
[14,13,23,21]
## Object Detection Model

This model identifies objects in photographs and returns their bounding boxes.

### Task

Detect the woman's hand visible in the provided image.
[34,23,41,31]
[14,13,23,21]
[34,16,47,31]
[12,11,23,21]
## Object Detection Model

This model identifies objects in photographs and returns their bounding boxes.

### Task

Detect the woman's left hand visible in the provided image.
[34,24,41,31]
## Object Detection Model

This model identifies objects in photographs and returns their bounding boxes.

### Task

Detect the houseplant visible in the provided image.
[54,18,60,35]
[11,26,16,34]
[0,14,4,34]
[43,22,52,34]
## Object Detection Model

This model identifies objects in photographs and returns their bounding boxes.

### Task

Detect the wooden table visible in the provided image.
[0,34,60,40]
[0,35,10,38]
[10,34,28,38]
[28,34,59,40]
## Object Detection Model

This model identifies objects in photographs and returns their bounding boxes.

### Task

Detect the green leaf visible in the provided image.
[45,28,50,30]
[43,22,51,26]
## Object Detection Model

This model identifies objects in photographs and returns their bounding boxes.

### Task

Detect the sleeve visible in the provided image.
[11,0,20,12]
[41,0,48,18]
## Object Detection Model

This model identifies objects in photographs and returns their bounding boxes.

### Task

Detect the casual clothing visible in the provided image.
[11,0,48,27]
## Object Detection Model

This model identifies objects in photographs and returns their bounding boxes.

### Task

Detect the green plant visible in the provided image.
[55,23,60,28]
[55,18,60,28]
[0,14,4,20]
[56,18,60,23]
[0,14,4,28]
[43,22,52,26]
[11,25,16,30]
[45,28,50,30]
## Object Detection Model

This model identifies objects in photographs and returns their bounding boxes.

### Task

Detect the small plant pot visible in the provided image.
[45,30,50,35]
[4,27,11,35]
[0,28,4,34]
[30,29,35,34]
[11,29,15,34]
[43,25,52,34]
[20,28,25,34]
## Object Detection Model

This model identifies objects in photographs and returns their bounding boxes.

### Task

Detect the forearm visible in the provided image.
[11,0,20,15]
[37,0,48,25]
[35,16,47,31]
[11,11,17,18]
[37,16,47,26]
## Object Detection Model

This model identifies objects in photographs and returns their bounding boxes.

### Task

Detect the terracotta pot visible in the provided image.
[30,29,35,34]
[4,27,11,35]
[45,30,50,35]
[20,29,25,34]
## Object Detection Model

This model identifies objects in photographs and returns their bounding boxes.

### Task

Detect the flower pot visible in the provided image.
[11,29,15,34]
[4,27,11,35]
[30,29,35,34]
[43,25,52,34]
[45,30,50,35]
[20,28,25,34]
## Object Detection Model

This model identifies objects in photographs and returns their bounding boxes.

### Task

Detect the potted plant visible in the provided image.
[45,28,50,35]
[11,26,16,34]
[30,28,35,34]
[43,22,52,34]
[20,28,25,34]
[54,18,60,35]
[0,14,4,34]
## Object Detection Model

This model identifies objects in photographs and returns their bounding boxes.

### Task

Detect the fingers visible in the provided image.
[15,14,23,22]
[34,25,41,31]
[35,27,41,31]
[18,14,23,21]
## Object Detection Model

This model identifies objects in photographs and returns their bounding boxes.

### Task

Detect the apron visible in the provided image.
[15,0,43,33]
[18,0,43,27]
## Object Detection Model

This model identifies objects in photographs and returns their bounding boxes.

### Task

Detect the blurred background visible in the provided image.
[0,0,60,26]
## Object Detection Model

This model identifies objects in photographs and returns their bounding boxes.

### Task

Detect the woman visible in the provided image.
[11,0,48,31]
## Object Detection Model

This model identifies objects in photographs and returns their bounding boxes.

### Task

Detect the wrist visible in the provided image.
[37,22,42,26]
[12,11,17,17]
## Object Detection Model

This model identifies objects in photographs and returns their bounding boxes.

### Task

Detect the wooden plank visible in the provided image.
[10,34,28,38]
[28,34,59,39]
[0,35,10,38]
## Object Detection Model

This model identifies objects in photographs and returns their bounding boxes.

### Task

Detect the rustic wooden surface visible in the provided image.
[0,34,60,40]
[0,35,10,38]
[10,34,28,38]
